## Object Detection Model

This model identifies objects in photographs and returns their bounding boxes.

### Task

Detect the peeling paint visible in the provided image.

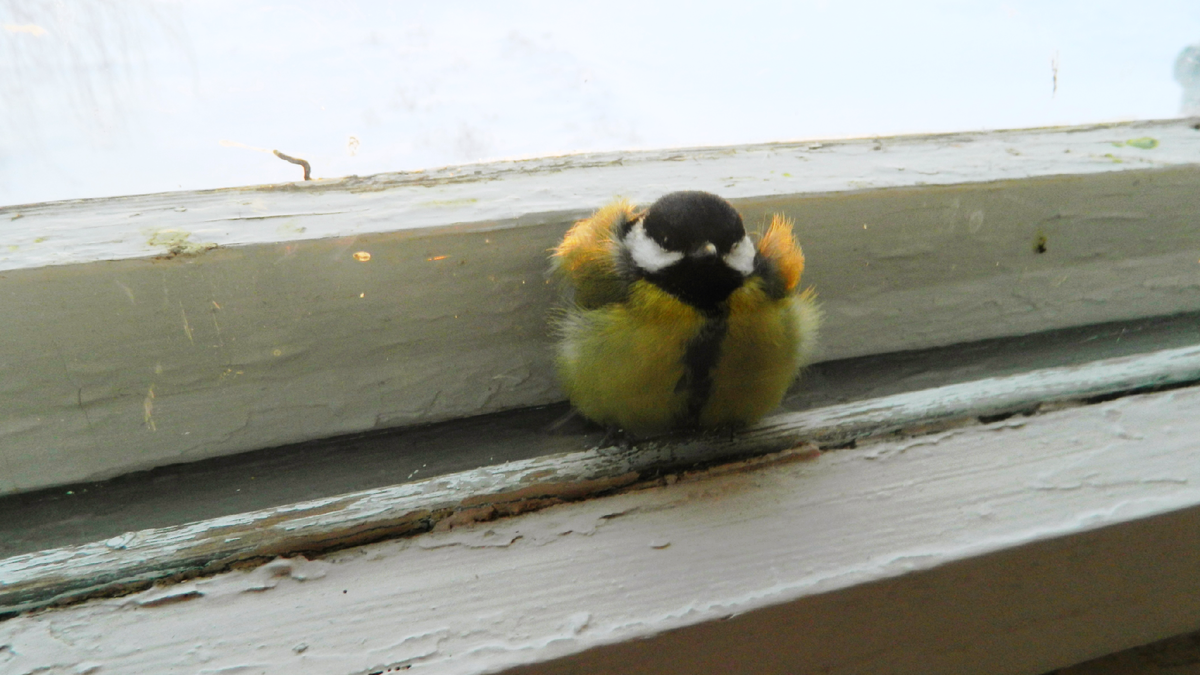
[145,229,217,258]
[2,384,1199,675]
[143,385,156,432]
[1125,137,1160,149]
[3,345,1200,618]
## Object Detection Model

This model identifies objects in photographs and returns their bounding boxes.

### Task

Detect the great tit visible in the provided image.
[552,191,820,436]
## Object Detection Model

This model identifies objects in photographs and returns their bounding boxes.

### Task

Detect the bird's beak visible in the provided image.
[692,242,718,258]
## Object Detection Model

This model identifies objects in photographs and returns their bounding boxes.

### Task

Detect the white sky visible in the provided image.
[2,0,1198,206]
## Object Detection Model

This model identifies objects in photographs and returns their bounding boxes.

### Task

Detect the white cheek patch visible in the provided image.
[625,219,684,272]
[724,235,756,276]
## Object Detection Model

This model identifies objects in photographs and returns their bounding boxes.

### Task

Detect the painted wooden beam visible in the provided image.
[3,120,1200,494]
[4,120,1198,270]
[4,343,1199,617]
[2,377,1198,675]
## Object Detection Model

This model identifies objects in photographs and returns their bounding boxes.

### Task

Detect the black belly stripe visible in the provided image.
[676,309,730,427]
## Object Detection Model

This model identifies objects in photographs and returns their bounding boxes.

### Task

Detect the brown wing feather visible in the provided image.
[552,199,639,309]
[757,214,805,293]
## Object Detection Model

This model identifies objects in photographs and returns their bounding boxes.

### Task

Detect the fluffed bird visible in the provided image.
[551,190,819,436]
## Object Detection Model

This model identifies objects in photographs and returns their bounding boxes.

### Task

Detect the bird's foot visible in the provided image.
[597,426,638,451]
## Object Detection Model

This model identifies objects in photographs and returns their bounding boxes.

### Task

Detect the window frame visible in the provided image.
[3,118,1200,674]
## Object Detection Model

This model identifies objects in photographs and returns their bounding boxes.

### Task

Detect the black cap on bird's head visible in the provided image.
[640,191,745,256]
[621,191,757,312]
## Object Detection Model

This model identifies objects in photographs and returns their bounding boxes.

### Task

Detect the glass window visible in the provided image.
[3,0,1198,205]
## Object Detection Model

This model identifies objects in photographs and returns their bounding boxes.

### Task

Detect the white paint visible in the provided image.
[757,343,1200,444]
[3,383,1199,674]
[724,235,756,275]
[623,219,683,272]
[2,119,1199,273]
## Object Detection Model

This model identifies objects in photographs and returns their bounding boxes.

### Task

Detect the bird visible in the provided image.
[551,190,819,437]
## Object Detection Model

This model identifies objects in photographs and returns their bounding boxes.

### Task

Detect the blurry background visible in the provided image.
[2,0,1199,207]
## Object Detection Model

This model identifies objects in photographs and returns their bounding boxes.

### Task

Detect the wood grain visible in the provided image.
[3,371,1199,675]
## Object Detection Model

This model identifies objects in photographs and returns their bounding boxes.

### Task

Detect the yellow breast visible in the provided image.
[555,281,704,434]
[699,279,815,429]
[555,278,817,434]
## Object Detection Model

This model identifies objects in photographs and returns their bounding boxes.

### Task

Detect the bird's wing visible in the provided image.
[756,214,806,294]
[757,215,822,372]
[552,199,639,309]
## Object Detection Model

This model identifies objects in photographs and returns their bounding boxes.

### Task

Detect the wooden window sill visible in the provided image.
[2,357,1199,673]
[3,119,1200,674]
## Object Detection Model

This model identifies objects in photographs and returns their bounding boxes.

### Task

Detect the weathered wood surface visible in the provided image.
[3,343,1199,617]
[4,119,1199,272]
[3,120,1200,495]
[2,369,1199,675]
